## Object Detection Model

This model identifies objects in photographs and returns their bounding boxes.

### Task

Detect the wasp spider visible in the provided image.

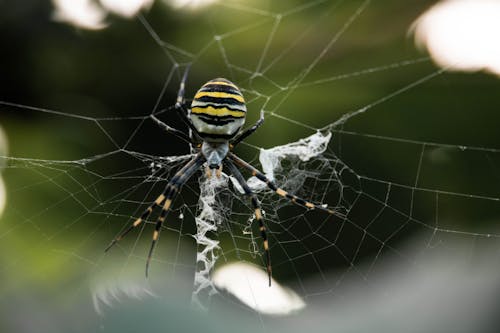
[105,67,338,286]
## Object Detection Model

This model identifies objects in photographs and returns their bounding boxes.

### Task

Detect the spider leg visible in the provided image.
[231,110,265,147]
[175,64,191,107]
[104,193,166,252]
[229,152,341,217]
[105,153,205,277]
[150,114,191,144]
[173,64,202,142]
[144,153,204,276]
[225,159,272,286]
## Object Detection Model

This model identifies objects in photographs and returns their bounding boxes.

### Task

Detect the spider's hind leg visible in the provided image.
[173,64,202,142]
[150,114,191,144]
[176,64,191,107]
[231,110,265,147]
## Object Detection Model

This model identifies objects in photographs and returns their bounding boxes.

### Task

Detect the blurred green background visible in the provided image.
[1,0,500,332]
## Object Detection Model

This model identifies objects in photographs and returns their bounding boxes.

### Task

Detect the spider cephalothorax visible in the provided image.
[105,67,338,286]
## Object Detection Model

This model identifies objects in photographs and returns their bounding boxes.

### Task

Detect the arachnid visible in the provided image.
[105,67,338,286]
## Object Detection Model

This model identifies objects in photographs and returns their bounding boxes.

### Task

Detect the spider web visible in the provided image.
[1,0,500,331]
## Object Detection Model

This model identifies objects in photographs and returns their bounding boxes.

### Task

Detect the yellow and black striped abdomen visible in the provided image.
[190,78,246,141]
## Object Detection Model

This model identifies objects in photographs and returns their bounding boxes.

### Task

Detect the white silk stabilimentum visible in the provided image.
[193,131,331,311]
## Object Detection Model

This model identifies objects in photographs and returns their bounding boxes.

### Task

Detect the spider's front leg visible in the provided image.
[105,153,205,277]
[225,159,272,286]
[229,152,342,217]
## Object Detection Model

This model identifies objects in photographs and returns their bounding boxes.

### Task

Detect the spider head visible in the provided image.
[190,78,246,141]
[201,141,229,173]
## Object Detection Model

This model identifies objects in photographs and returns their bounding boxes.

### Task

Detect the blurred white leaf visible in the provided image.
[91,277,156,316]
[52,0,108,30]
[164,0,218,9]
[213,262,306,315]
[413,0,500,76]
[100,0,154,18]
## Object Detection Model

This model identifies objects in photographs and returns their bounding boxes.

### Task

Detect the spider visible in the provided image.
[105,67,338,286]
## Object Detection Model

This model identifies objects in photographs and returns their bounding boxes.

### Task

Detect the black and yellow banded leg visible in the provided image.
[104,193,166,252]
[225,160,272,286]
[229,152,340,217]
[145,187,174,277]
[144,153,205,276]
[105,153,206,277]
